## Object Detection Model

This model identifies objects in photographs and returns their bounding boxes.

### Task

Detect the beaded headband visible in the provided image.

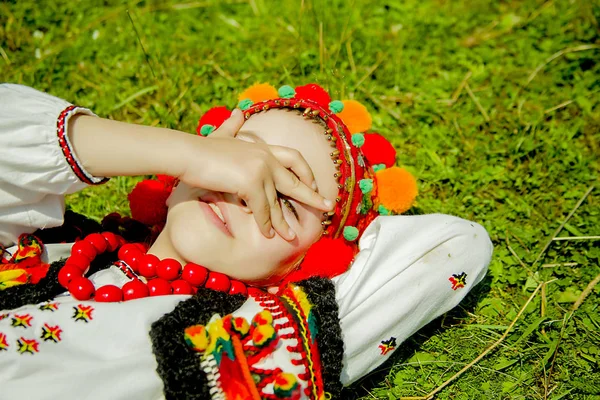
[128,83,417,284]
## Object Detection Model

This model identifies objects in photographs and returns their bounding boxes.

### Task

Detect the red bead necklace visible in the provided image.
[58,232,248,302]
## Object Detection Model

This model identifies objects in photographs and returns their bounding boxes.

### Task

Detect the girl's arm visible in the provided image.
[0,84,331,246]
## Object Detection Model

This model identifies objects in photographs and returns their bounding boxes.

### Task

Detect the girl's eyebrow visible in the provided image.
[237,130,266,144]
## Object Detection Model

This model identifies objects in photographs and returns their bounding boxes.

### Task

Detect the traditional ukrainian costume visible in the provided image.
[0,83,492,399]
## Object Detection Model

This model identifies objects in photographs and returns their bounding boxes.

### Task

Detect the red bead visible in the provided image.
[71,240,97,260]
[205,272,230,292]
[147,278,173,296]
[138,254,160,279]
[95,285,123,302]
[133,243,148,253]
[102,232,120,252]
[58,265,83,288]
[122,280,149,301]
[68,277,95,300]
[118,244,143,272]
[171,279,193,295]
[156,258,182,281]
[118,243,141,261]
[182,263,208,287]
[64,254,91,272]
[85,233,108,253]
[228,280,248,296]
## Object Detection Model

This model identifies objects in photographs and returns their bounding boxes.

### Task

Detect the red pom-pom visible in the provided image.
[284,237,355,283]
[196,106,232,135]
[361,133,397,168]
[128,177,175,226]
[294,84,331,108]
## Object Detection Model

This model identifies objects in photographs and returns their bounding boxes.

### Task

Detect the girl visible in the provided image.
[0,82,492,399]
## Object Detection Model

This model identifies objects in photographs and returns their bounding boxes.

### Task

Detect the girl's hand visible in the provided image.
[177,109,333,241]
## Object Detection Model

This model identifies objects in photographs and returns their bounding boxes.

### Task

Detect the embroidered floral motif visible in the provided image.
[449,272,468,290]
[16,337,39,354]
[39,302,59,312]
[0,332,8,351]
[379,337,397,355]
[40,323,62,343]
[72,304,94,323]
[11,313,33,328]
[0,313,9,321]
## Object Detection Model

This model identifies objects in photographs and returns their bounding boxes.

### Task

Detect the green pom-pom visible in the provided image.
[373,163,386,172]
[343,226,359,241]
[359,194,373,215]
[278,85,295,99]
[329,100,344,114]
[352,133,365,147]
[200,124,215,137]
[359,179,373,194]
[378,205,391,215]
[238,99,253,110]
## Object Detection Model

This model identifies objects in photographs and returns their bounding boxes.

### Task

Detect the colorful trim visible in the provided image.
[294,279,344,398]
[150,288,247,400]
[56,105,109,186]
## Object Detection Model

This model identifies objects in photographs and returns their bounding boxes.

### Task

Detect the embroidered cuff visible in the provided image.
[56,105,109,186]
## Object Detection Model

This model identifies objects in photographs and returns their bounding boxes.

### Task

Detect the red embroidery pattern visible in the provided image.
[39,302,59,312]
[56,105,108,186]
[16,337,39,354]
[379,337,397,355]
[449,272,468,290]
[11,314,33,328]
[72,304,94,323]
[0,313,9,321]
[40,324,63,343]
[0,332,8,351]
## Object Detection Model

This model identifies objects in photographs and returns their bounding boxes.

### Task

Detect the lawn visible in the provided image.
[1,0,599,398]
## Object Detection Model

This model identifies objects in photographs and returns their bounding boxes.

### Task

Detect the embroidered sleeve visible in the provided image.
[56,105,108,185]
[0,84,108,246]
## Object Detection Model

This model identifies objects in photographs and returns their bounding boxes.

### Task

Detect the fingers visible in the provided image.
[210,108,244,138]
[242,180,295,241]
[264,180,295,241]
[269,146,317,190]
[274,166,334,212]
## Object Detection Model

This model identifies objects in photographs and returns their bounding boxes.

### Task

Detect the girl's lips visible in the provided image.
[198,200,234,237]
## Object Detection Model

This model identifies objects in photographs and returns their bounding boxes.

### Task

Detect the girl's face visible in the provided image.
[157,109,338,284]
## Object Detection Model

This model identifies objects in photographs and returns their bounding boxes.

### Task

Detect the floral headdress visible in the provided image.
[129,83,418,284]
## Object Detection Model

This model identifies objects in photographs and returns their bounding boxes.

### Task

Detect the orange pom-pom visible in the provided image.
[336,100,372,134]
[375,167,418,214]
[284,237,355,283]
[238,83,278,103]
[361,133,397,168]
[128,178,175,226]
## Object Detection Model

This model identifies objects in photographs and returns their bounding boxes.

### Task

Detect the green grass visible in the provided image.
[1,0,599,398]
